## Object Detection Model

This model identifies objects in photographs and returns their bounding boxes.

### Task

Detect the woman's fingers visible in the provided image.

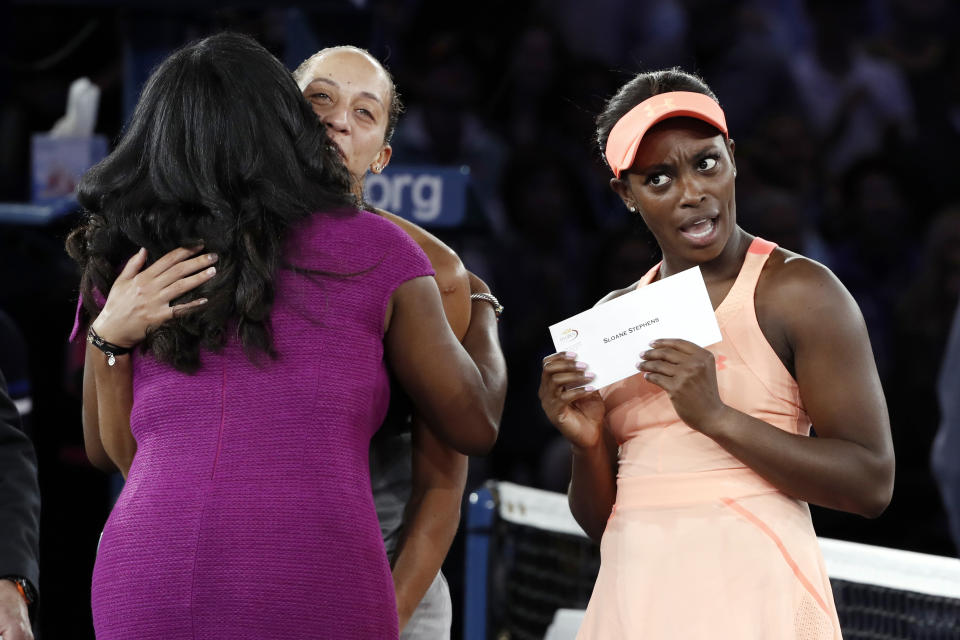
[637,358,676,376]
[542,351,577,366]
[648,338,697,354]
[160,264,218,304]
[639,345,684,365]
[550,371,596,390]
[543,355,588,375]
[558,386,598,403]
[153,252,218,290]
[539,351,606,449]
[141,245,204,280]
[117,247,148,280]
[542,356,593,388]
[641,372,669,390]
[541,354,599,417]
[170,297,209,319]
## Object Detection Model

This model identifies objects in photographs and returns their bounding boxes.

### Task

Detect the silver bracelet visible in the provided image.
[470,292,503,319]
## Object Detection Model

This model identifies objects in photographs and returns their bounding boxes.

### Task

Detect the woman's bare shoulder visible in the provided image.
[373,208,464,278]
[760,247,845,297]
[758,247,860,330]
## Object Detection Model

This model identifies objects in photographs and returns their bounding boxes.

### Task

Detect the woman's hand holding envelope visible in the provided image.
[637,338,729,435]
[539,351,607,452]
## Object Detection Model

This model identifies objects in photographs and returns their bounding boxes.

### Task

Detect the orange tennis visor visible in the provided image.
[604,91,729,178]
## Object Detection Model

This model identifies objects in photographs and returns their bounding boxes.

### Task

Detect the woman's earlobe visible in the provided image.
[610,178,638,213]
[610,177,629,198]
[373,145,393,175]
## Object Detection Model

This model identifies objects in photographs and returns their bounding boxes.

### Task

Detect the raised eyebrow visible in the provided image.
[356,91,385,107]
[306,77,339,91]
[635,162,672,175]
[693,142,724,160]
[305,79,383,108]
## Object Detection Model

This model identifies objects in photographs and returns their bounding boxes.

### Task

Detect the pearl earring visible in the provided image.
[629,206,637,212]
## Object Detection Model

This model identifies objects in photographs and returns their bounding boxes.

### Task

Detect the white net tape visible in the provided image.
[494,481,960,598]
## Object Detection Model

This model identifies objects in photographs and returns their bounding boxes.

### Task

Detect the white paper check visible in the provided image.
[549,266,722,389]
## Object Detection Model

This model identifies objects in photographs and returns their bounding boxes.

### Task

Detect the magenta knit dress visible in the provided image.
[89,210,433,639]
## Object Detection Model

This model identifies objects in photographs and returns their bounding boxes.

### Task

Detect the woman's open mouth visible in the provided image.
[679,216,719,245]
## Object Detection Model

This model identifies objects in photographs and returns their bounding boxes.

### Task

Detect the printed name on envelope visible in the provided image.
[548,267,722,389]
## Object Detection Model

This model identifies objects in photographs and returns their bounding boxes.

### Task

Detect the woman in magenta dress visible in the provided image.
[66,33,502,639]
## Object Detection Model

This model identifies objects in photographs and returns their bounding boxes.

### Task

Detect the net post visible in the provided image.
[464,483,497,640]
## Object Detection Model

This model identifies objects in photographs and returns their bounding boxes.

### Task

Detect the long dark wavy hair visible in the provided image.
[66,32,355,372]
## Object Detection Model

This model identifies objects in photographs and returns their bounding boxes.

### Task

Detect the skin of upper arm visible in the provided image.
[428,250,470,341]
[377,209,471,340]
[375,210,470,495]
[81,347,118,472]
[385,276,493,455]
[410,417,468,498]
[759,256,894,464]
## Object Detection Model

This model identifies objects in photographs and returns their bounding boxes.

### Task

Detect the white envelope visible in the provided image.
[548,266,722,389]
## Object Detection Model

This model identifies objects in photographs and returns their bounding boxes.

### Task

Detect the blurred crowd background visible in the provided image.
[2,0,959,637]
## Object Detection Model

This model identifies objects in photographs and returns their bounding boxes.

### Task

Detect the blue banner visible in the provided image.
[363,165,471,227]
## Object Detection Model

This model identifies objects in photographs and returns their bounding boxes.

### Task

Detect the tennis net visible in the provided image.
[463,481,960,640]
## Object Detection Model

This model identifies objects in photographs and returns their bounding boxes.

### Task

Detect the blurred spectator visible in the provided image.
[551,0,688,70]
[740,112,818,196]
[488,22,568,149]
[491,148,596,486]
[584,222,660,305]
[932,300,960,555]
[750,0,813,55]
[533,55,628,230]
[885,207,960,554]
[789,0,915,176]
[0,315,40,639]
[684,0,799,139]
[822,157,918,378]
[736,186,810,256]
[734,112,835,263]
[866,0,959,217]
[391,33,508,230]
[890,207,960,412]
[868,0,954,111]
[0,311,32,437]
[894,208,960,367]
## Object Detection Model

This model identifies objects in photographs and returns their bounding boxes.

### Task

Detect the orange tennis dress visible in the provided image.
[576,238,843,639]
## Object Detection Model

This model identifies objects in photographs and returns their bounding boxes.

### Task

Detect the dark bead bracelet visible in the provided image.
[87,327,132,366]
